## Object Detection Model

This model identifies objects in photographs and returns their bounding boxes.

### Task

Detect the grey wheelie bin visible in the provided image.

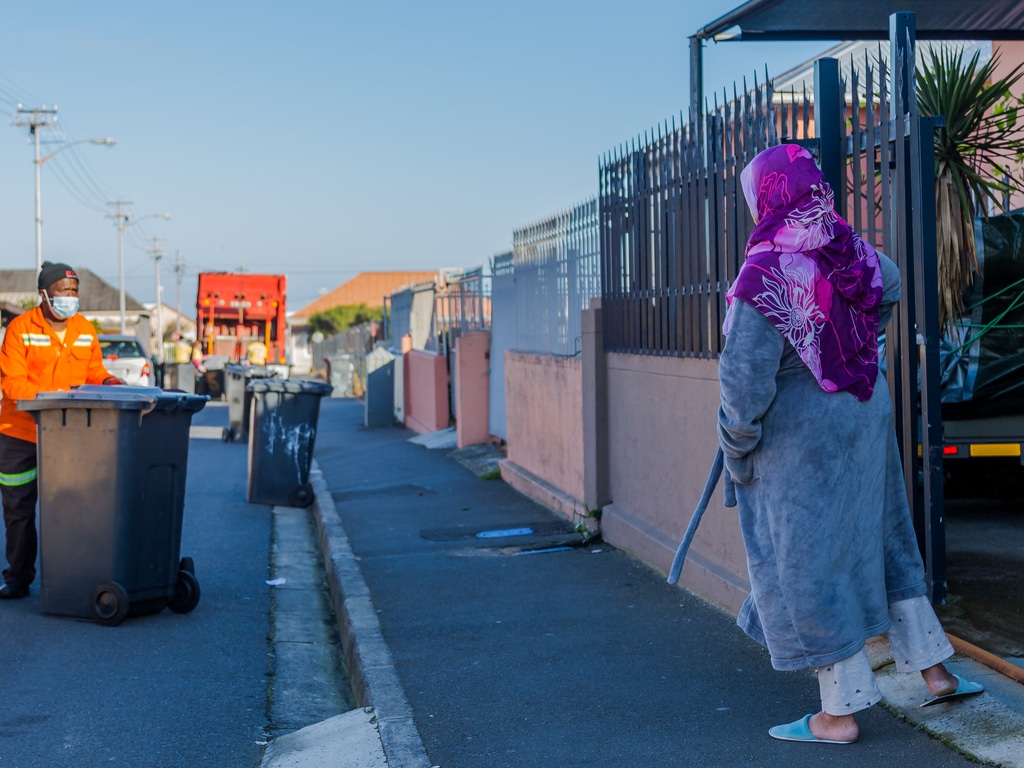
[164,362,197,394]
[223,364,276,443]
[19,385,209,626]
[246,378,332,508]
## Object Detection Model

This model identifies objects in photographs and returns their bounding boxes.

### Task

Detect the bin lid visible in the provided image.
[19,385,210,413]
[227,364,278,379]
[246,378,333,396]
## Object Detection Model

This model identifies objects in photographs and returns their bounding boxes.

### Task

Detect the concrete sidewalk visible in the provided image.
[272,398,1024,767]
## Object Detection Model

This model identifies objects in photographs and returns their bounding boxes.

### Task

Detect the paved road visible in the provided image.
[0,401,346,768]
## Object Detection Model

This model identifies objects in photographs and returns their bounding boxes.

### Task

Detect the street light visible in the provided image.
[15,107,116,275]
[107,207,171,333]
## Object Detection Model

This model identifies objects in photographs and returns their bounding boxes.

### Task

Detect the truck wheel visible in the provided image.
[169,570,201,614]
[92,582,130,626]
[290,483,314,508]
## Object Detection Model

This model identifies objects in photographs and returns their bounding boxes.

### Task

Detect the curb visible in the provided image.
[309,462,433,768]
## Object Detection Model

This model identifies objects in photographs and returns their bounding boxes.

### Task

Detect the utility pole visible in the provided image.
[172,251,185,338]
[148,236,167,363]
[107,199,134,333]
[13,104,58,276]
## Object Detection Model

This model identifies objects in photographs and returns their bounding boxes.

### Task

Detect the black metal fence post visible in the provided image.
[891,10,946,602]
[813,58,844,220]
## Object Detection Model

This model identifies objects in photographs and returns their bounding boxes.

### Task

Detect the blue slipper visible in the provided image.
[920,674,985,707]
[768,714,856,744]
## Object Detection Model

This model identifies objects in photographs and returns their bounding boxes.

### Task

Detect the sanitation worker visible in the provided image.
[246,339,268,366]
[0,262,124,600]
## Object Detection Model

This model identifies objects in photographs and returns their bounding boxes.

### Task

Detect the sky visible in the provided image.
[0,1,831,318]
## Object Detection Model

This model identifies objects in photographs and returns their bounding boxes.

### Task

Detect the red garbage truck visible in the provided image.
[196,272,287,364]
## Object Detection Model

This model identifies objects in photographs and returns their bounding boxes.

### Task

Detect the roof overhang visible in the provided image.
[694,0,1024,42]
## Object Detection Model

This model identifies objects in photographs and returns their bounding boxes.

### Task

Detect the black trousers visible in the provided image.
[0,434,38,586]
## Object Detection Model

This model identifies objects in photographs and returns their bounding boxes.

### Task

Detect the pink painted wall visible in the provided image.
[498,346,746,612]
[455,332,491,447]
[600,353,750,613]
[403,349,449,434]
[503,351,584,505]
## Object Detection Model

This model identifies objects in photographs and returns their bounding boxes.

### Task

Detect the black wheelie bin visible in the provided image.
[19,385,209,626]
[246,378,332,508]
[223,364,277,443]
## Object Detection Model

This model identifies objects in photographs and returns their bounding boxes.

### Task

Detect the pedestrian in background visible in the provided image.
[717,145,983,744]
[246,339,268,366]
[0,262,124,600]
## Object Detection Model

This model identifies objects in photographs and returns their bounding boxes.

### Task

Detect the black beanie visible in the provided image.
[38,261,78,291]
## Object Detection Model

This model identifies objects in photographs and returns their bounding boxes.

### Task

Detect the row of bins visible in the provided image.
[18,376,332,626]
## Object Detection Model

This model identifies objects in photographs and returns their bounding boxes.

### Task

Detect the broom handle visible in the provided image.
[666,447,724,585]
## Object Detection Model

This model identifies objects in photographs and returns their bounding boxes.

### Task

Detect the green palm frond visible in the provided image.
[917,47,1024,331]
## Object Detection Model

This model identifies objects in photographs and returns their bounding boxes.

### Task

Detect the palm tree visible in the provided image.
[917,46,1024,332]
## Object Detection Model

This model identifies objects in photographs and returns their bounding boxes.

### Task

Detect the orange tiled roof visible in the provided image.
[292,271,437,318]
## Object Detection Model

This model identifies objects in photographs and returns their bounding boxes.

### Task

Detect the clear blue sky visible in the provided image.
[0,1,830,317]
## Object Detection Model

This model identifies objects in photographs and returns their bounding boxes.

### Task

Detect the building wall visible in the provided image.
[600,353,750,613]
[403,349,449,434]
[502,351,585,512]
[499,321,749,613]
[454,332,491,448]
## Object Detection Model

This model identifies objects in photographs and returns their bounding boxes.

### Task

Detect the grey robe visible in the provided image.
[717,252,927,671]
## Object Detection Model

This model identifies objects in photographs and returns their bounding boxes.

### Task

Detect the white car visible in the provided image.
[98,334,155,387]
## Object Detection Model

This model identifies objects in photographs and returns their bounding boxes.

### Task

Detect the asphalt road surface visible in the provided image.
[0,401,327,768]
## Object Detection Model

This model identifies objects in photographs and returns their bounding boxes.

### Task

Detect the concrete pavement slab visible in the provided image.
[261,709,387,768]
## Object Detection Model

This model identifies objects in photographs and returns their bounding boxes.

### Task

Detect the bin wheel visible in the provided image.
[169,570,201,614]
[91,582,130,626]
[222,428,232,443]
[290,483,314,508]
[179,556,195,575]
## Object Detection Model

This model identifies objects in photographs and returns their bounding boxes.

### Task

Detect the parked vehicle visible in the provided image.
[99,334,154,387]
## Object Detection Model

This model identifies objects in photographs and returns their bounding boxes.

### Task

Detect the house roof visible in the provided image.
[292,271,438,318]
[695,0,1024,41]
[771,39,991,98]
[0,268,148,312]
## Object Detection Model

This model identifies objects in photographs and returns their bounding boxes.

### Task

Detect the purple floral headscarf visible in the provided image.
[724,144,883,402]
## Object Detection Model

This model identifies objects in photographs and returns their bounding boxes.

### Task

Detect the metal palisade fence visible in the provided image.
[598,75,800,358]
[512,197,601,356]
[430,266,490,357]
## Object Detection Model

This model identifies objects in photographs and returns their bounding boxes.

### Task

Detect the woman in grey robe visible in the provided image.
[718,144,983,745]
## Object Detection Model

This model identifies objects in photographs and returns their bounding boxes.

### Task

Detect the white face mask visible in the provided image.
[45,293,79,320]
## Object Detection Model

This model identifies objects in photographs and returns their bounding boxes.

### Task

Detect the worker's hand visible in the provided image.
[102,376,126,386]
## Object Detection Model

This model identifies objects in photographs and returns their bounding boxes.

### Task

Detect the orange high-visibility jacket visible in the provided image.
[0,307,112,443]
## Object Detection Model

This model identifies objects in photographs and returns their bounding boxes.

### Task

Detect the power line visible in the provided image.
[55,118,119,203]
